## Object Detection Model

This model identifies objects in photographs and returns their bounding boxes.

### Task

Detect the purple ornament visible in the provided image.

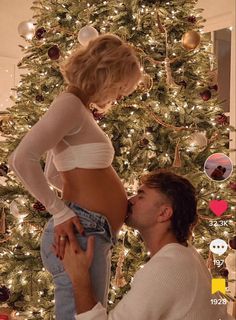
[0,286,10,302]
[229,236,236,250]
[0,163,8,176]
[48,45,60,60]
[35,94,44,102]
[35,27,46,40]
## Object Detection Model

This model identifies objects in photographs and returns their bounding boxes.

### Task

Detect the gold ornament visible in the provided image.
[181,30,201,50]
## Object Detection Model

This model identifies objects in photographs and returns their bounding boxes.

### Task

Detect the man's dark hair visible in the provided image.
[141,170,198,244]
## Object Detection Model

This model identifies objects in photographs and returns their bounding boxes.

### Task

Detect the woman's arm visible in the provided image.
[44,150,63,192]
[8,94,82,226]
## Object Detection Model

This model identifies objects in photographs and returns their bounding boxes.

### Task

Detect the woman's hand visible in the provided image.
[54,216,85,259]
[62,236,95,286]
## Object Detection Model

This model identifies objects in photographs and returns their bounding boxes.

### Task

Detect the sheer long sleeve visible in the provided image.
[8,94,84,226]
[44,150,63,192]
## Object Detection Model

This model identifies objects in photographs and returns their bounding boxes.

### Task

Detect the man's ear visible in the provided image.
[157,205,173,223]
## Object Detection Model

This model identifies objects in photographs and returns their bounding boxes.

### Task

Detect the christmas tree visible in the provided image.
[0,0,235,319]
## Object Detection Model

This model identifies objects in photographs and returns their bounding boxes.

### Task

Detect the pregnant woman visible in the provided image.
[8,33,142,319]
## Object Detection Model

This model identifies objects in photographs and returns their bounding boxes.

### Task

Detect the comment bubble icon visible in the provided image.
[209,239,228,256]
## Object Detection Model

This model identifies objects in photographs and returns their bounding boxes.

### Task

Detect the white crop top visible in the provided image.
[8,93,115,225]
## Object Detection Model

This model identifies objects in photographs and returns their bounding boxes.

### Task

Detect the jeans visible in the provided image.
[40,201,116,320]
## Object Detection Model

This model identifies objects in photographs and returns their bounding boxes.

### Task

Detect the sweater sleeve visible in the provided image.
[8,93,84,226]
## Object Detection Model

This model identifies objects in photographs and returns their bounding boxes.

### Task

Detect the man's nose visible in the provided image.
[128,195,136,204]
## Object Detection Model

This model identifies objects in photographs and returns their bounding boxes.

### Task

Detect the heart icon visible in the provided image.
[209,200,228,217]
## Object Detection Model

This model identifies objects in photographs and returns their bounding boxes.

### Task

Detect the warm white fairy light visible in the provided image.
[124,249,129,256]
[119,230,125,236]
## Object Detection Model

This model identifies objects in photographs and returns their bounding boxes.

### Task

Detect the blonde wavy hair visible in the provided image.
[60,33,142,110]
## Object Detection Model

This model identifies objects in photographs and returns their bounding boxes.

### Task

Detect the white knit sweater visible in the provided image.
[76,243,232,320]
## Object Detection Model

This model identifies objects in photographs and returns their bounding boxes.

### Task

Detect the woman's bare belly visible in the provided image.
[61,166,127,235]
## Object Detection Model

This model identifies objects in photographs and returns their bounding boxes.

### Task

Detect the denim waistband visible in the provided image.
[65,200,117,245]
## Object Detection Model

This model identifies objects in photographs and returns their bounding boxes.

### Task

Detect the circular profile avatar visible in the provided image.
[204,153,233,182]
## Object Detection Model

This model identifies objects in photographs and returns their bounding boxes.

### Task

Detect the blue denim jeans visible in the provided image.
[40,202,116,320]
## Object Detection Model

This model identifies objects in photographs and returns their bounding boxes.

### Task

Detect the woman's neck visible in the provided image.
[66,85,90,108]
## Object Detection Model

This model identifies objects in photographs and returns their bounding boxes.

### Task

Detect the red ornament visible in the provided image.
[0,316,9,320]
[187,16,196,23]
[139,138,149,148]
[33,201,46,212]
[48,45,60,60]
[200,89,211,101]
[228,182,236,192]
[209,84,218,91]
[216,113,229,125]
